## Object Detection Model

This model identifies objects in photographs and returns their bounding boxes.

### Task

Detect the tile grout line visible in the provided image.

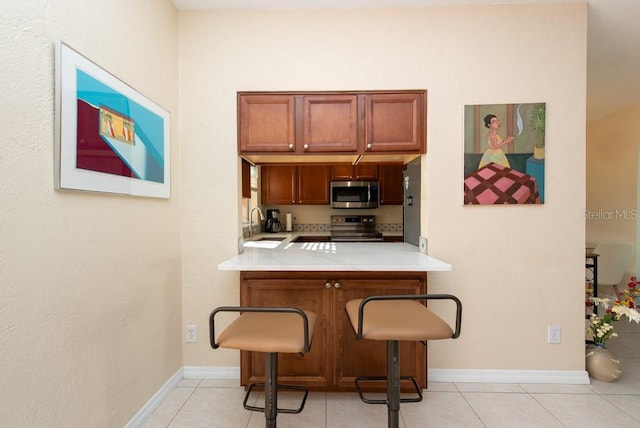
[453,382,489,428]
[527,390,569,428]
[166,381,201,427]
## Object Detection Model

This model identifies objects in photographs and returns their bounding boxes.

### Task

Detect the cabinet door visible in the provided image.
[240,277,333,388]
[334,278,426,389]
[364,92,425,153]
[330,163,354,181]
[379,163,404,205]
[261,165,296,205]
[297,165,330,204]
[302,95,358,153]
[354,163,378,180]
[238,94,296,153]
[330,163,378,181]
[241,159,251,199]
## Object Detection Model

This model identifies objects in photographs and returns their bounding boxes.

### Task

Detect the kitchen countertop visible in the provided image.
[218,232,452,272]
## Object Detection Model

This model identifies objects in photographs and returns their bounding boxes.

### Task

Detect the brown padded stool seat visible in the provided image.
[216,310,317,353]
[210,307,316,428]
[345,294,461,428]
[345,299,453,341]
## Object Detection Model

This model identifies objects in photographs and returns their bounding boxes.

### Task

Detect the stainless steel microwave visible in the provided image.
[330,181,380,209]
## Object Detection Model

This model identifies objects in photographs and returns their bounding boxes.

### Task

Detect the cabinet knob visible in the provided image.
[334,282,341,289]
[367,143,373,149]
[288,143,294,150]
[303,144,309,150]
[325,282,332,289]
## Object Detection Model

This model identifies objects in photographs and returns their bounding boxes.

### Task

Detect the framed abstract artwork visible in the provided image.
[54,41,171,198]
[463,103,545,205]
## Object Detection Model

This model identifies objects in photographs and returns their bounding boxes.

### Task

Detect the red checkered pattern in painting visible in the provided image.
[464,163,541,205]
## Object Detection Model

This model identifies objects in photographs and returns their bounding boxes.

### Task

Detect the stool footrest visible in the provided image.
[243,383,309,414]
[354,376,423,404]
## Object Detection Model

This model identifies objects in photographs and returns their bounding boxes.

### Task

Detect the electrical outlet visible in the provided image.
[547,325,561,344]
[419,236,428,254]
[186,325,197,343]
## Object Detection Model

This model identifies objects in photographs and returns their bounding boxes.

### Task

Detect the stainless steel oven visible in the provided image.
[330,181,379,209]
[330,215,383,242]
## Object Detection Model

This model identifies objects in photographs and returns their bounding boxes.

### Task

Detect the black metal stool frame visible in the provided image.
[350,294,462,428]
[210,306,313,428]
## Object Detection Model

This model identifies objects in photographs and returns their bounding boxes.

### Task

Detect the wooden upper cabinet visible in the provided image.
[364,93,426,153]
[238,94,296,153]
[260,164,296,204]
[379,163,404,205]
[301,95,358,153]
[261,164,330,205]
[241,159,251,198]
[239,91,426,157]
[331,163,378,181]
[298,164,330,204]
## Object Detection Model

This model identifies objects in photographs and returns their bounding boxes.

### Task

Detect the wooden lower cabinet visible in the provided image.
[240,271,427,391]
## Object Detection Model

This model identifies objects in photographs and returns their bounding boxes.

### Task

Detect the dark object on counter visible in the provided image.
[345,294,462,428]
[210,306,317,428]
[265,209,282,233]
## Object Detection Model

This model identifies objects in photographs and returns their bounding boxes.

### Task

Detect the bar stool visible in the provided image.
[345,294,462,428]
[209,306,316,428]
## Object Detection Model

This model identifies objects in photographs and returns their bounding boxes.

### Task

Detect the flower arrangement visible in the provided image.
[586,276,640,346]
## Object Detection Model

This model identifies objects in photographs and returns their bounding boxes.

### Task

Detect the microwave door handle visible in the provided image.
[367,183,371,201]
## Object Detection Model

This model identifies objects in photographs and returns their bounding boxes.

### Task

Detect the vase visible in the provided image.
[533,146,545,160]
[585,343,622,382]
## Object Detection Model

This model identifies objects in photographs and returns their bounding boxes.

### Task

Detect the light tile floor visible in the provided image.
[143,320,640,427]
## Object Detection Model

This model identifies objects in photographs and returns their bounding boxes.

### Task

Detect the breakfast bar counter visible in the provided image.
[217,237,452,392]
[218,237,452,272]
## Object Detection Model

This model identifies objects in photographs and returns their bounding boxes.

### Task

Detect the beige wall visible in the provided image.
[586,104,640,270]
[1,2,591,424]
[0,1,182,426]
[180,3,587,371]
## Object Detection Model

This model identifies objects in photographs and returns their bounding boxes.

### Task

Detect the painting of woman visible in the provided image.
[478,114,515,169]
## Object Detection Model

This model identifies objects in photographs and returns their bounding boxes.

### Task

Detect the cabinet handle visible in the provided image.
[288,143,294,150]
[303,144,309,150]
[367,143,372,150]
[334,282,341,289]
[325,282,332,289]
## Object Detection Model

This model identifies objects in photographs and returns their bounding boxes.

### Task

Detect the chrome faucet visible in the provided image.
[249,207,264,238]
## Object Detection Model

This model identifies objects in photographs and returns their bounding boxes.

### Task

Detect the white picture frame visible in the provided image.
[54,41,171,198]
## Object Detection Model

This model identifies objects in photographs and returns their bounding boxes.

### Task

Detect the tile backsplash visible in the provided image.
[243,222,403,237]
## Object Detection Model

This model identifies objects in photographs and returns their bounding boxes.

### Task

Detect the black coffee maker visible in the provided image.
[265,209,282,233]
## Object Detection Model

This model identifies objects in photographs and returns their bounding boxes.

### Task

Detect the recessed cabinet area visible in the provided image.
[260,162,404,206]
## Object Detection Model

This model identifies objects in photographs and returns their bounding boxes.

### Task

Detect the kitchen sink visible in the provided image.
[244,237,285,249]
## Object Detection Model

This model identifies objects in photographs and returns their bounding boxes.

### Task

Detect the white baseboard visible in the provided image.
[428,368,590,384]
[183,365,240,379]
[183,366,590,384]
[125,368,184,428]
[127,366,589,426]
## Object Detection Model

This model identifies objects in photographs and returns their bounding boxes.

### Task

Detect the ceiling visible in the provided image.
[172,0,640,124]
